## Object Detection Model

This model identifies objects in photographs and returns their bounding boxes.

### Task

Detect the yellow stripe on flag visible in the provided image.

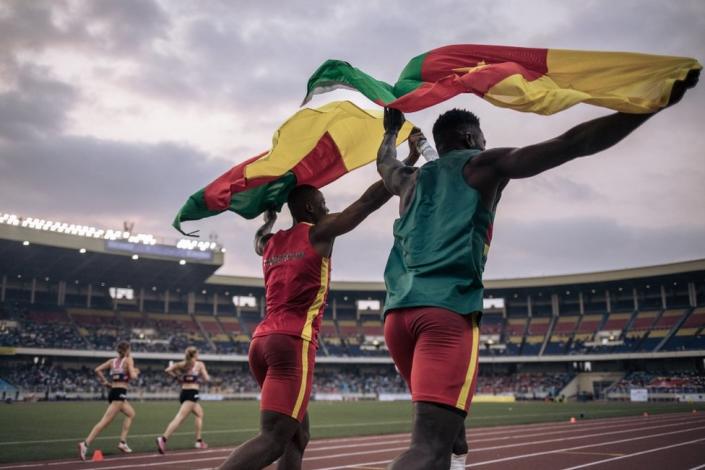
[291,339,310,420]
[455,313,481,410]
[244,101,414,180]
[484,50,700,115]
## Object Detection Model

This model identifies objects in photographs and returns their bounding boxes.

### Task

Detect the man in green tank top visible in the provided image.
[377,70,699,470]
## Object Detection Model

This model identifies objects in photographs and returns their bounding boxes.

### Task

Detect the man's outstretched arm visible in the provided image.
[469,69,700,181]
[254,208,276,256]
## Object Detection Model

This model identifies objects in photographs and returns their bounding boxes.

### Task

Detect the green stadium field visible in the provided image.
[0,400,703,463]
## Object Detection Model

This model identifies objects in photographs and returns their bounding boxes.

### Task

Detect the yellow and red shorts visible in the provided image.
[248,333,316,422]
[384,307,481,413]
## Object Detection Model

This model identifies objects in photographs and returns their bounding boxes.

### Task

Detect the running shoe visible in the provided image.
[78,441,88,461]
[195,440,208,449]
[156,436,167,454]
[450,453,467,470]
[117,441,132,453]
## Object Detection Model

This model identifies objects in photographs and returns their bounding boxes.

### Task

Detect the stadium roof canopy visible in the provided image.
[2,218,704,295]
[0,222,223,290]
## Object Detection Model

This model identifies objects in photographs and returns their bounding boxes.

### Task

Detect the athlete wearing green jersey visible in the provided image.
[377,69,699,470]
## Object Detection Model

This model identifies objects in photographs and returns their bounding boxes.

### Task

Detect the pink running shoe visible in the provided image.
[156,436,167,454]
[195,440,208,449]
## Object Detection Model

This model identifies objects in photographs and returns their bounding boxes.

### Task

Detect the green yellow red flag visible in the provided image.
[303,44,701,114]
[173,101,414,236]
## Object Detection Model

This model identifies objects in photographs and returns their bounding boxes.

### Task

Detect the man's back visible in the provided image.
[255,222,331,344]
[384,149,492,315]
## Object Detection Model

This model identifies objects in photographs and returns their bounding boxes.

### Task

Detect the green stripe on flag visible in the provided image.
[393,52,427,96]
[229,172,297,220]
[173,173,298,237]
[303,60,397,105]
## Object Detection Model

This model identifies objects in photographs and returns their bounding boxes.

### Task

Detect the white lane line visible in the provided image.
[559,437,705,470]
[308,413,697,453]
[310,421,705,470]
[465,425,705,468]
[688,464,705,470]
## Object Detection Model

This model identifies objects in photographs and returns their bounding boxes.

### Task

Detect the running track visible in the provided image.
[1,411,704,469]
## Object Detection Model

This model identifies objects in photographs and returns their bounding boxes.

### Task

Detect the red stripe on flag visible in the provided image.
[387,45,549,112]
[421,44,548,81]
[291,132,347,188]
[203,151,271,211]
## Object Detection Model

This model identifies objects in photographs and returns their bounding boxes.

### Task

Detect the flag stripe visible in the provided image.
[290,133,348,188]
[204,152,271,212]
[173,101,414,234]
[305,44,701,114]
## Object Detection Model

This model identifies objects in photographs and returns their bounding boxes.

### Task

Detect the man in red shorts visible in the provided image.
[216,138,421,470]
[377,70,698,470]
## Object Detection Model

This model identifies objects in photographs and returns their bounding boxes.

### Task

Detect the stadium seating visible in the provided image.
[663,307,705,350]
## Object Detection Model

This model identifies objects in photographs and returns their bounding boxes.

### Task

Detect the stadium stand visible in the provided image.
[2,214,705,405]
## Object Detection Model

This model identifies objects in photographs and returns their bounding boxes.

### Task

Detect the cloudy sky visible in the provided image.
[1,0,704,281]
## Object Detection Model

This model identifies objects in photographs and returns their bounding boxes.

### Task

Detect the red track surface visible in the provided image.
[2,412,704,470]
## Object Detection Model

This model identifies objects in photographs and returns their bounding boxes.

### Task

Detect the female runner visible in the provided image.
[156,346,210,453]
[78,341,139,460]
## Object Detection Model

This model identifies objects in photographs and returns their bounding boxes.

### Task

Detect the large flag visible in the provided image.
[173,101,414,236]
[303,44,701,114]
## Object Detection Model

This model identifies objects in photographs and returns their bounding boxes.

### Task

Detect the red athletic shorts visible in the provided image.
[384,307,481,412]
[248,333,316,422]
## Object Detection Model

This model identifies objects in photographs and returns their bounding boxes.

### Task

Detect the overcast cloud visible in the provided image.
[1,0,704,281]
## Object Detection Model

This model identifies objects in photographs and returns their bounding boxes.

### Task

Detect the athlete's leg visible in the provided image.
[388,309,479,470]
[278,411,310,470]
[388,402,465,470]
[84,401,122,445]
[193,402,204,441]
[119,401,136,442]
[163,401,194,439]
[452,422,468,455]
[217,410,300,470]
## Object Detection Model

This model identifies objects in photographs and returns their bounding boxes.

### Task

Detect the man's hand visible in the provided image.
[384,108,405,134]
[402,127,423,166]
[667,69,700,107]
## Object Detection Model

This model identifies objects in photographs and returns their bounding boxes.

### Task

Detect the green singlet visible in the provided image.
[383,149,494,315]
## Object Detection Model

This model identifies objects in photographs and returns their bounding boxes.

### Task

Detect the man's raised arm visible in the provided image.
[469,70,700,183]
[254,209,277,256]
[377,108,419,196]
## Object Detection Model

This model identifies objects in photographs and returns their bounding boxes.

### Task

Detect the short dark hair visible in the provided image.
[287,185,319,220]
[432,108,480,147]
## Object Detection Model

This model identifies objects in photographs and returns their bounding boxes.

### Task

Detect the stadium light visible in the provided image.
[1,212,220,252]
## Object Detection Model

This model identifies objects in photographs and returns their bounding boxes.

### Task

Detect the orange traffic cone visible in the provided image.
[643,411,649,417]
[91,450,104,462]
[569,417,576,424]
